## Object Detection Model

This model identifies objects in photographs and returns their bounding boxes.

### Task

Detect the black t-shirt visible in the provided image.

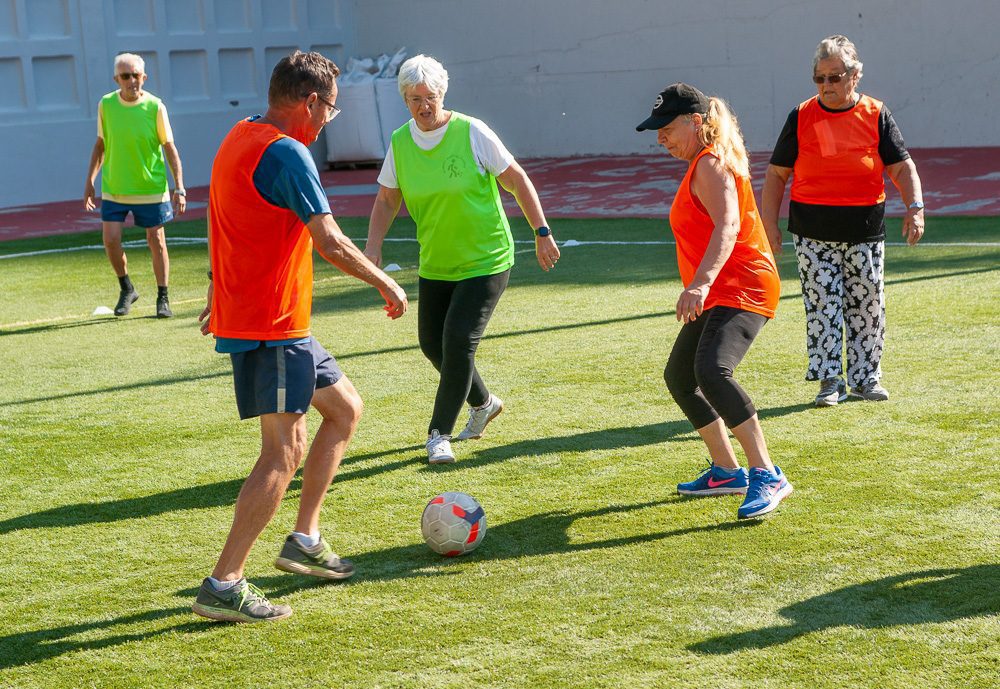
[770,97,910,244]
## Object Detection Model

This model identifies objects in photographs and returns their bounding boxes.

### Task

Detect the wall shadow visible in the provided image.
[0,317,119,337]
[0,606,207,670]
[0,444,422,536]
[689,564,1000,654]
[5,261,994,408]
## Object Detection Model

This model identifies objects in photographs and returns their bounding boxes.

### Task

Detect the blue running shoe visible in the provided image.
[677,460,749,496]
[737,466,793,519]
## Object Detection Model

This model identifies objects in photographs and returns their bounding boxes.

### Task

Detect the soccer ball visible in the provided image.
[421,492,487,556]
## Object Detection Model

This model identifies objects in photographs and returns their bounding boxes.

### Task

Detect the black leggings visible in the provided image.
[664,305,767,430]
[418,269,510,435]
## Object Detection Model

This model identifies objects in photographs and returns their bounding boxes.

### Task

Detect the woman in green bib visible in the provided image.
[365,55,560,464]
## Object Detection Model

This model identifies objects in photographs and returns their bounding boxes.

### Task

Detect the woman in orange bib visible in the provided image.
[637,83,790,520]
[762,35,925,406]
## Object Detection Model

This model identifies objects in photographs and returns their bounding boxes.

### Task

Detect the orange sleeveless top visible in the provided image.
[209,120,314,339]
[791,95,886,206]
[668,147,780,318]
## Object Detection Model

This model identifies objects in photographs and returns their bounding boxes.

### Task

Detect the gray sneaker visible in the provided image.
[850,382,890,401]
[426,430,455,464]
[455,394,504,440]
[815,377,848,407]
[274,535,356,579]
[192,578,292,623]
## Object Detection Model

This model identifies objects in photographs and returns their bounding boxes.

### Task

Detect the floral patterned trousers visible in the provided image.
[792,234,885,388]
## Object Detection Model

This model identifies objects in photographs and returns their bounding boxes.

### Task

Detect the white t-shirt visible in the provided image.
[377,114,514,189]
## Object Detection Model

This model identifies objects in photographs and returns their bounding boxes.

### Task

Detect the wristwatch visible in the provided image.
[535,226,551,237]
[174,188,186,196]
[908,200,924,211]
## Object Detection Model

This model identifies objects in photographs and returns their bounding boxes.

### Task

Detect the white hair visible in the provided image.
[397,54,448,98]
[814,35,863,79]
[114,52,145,75]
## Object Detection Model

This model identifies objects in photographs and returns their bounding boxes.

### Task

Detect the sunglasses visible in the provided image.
[812,72,848,84]
[117,72,142,80]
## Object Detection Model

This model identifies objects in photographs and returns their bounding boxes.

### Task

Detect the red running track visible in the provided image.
[1,147,996,242]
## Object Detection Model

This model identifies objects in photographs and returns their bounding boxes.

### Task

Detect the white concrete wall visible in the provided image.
[0,0,357,208]
[2,0,997,209]
[356,0,1000,157]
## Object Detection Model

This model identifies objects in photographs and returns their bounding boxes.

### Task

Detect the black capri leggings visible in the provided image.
[664,305,767,430]
[418,269,510,435]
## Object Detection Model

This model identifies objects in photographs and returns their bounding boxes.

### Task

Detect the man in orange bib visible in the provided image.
[192,51,407,623]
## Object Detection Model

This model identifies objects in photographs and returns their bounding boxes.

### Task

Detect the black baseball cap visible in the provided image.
[636,82,710,131]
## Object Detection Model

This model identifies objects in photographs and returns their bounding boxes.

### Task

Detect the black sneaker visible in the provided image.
[274,535,356,579]
[156,294,173,318]
[114,288,139,316]
[191,578,292,623]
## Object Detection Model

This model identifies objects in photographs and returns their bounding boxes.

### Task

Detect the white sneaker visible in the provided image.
[455,394,504,441]
[426,430,455,464]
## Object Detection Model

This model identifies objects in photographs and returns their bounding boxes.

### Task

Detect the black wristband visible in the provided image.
[535,226,551,237]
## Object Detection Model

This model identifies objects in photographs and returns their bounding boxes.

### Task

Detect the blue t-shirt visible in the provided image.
[216,116,332,354]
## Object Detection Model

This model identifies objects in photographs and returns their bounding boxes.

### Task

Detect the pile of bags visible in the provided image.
[325,47,410,164]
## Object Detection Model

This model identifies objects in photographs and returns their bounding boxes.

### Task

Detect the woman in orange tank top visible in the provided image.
[636,83,791,520]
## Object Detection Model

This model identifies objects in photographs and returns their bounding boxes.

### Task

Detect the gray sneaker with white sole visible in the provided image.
[274,535,356,579]
[192,578,292,623]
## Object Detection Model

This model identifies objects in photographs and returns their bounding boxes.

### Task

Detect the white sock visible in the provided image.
[208,576,242,591]
[292,531,320,548]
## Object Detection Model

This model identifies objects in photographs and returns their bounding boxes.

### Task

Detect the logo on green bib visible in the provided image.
[443,155,467,178]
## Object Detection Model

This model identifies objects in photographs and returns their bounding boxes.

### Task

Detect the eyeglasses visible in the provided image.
[406,94,441,107]
[117,72,142,80]
[812,72,848,84]
[310,93,341,122]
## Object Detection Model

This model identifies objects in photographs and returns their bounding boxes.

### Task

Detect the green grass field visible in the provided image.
[1,216,997,688]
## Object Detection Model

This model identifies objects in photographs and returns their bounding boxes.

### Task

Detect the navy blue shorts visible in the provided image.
[101,199,173,228]
[230,339,343,420]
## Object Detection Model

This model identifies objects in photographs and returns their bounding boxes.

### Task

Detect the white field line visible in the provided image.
[2,235,998,261]
[2,236,997,329]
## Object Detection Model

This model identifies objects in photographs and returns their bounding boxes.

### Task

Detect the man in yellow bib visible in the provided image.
[84,52,186,318]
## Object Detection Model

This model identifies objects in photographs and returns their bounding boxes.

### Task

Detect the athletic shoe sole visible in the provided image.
[273,557,355,579]
[677,486,748,496]
[455,402,504,441]
[191,602,292,623]
[427,455,455,465]
[815,392,848,407]
[848,391,889,402]
[737,482,794,519]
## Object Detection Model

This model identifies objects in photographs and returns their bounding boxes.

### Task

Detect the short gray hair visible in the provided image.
[397,54,448,98]
[114,52,145,75]
[813,35,863,78]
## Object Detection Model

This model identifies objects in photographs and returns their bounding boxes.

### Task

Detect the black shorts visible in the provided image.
[229,338,343,420]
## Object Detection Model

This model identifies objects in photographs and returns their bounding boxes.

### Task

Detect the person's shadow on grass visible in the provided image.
[688,564,1000,654]
[2,499,752,668]
[248,498,764,600]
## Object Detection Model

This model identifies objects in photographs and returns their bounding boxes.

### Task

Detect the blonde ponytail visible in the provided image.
[698,97,750,179]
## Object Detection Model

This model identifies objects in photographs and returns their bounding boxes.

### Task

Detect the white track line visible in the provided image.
[2,236,997,260]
